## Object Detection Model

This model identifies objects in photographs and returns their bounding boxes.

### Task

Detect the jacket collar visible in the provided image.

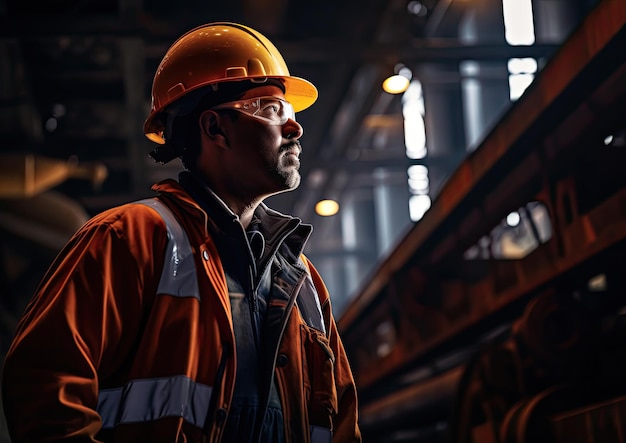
[153,172,313,264]
[254,202,312,264]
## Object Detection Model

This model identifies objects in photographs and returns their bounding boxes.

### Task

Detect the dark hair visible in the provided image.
[162,79,286,169]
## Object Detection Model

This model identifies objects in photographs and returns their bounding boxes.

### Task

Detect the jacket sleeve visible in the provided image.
[304,257,362,443]
[2,206,166,442]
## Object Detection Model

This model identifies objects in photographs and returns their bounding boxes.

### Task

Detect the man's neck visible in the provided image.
[182,171,264,230]
[227,200,261,229]
[205,187,262,229]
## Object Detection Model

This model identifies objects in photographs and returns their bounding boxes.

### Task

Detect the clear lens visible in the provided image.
[212,96,295,125]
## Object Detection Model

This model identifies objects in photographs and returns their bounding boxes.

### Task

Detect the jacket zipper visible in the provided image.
[249,267,261,351]
[252,269,308,442]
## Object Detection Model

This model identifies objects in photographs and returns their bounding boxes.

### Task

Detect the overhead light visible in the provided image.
[506,211,521,227]
[382,65,412,94]
[383,75,410,94]
[315,199,340,216]
[407,1,428,16]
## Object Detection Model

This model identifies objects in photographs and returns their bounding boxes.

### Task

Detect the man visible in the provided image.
[2,22,361,443]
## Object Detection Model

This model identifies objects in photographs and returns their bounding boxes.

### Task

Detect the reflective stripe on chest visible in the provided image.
[135,198,200,300]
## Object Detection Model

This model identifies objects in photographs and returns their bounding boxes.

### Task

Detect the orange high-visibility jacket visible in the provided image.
[2,179,361,443]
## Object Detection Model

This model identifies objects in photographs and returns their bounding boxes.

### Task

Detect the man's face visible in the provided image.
[218,85,304,198]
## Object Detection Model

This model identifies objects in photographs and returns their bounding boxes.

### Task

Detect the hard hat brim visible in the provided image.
[143,75,317,144]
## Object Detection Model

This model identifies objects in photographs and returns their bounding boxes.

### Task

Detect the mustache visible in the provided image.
[280,140,301,154]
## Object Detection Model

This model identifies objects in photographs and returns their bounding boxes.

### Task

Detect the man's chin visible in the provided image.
[285,173,301,191]
[277,169,301,192]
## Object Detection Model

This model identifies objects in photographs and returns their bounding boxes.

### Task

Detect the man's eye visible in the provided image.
[260,102,280,115]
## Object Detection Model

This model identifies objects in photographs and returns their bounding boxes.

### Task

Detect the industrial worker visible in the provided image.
[2,22,361,443]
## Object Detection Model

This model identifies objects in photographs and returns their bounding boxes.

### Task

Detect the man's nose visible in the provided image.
[283,118,303,139]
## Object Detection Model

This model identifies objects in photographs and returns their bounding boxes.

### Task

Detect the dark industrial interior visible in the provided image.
[1,0,625,441]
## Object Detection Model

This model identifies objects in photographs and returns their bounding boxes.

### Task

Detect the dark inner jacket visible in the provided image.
[180,171,314,442]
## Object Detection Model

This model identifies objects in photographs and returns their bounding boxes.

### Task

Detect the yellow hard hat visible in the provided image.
[144,22,318,144]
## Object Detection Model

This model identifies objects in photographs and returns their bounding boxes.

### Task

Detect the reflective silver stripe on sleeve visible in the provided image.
[307,274,326,335]
[135,198,199,300]
[310,425,332,443]
[296,267,326,334]
[97,375,213,428]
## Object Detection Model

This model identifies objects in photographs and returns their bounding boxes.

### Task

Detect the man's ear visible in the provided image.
[199,110,229,148]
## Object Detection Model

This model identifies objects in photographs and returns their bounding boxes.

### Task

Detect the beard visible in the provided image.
[276,158,301,190]
[275,143,301,190]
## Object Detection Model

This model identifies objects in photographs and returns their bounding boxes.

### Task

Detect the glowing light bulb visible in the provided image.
[315,199,340,216]
[382,74,410,94]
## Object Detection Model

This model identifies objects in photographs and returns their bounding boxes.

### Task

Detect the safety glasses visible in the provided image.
[211,96,296,125]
